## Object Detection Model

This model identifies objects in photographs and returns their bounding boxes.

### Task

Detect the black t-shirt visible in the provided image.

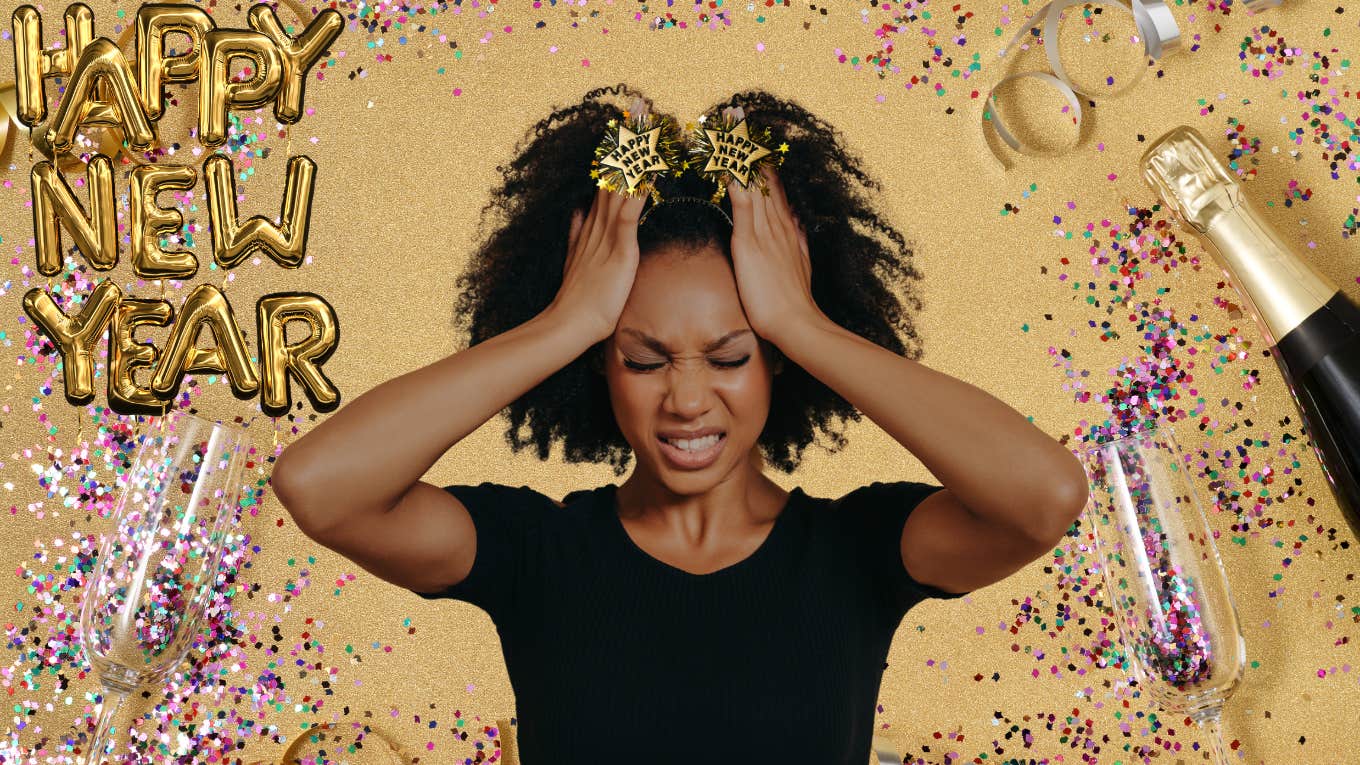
[410,480,969,764]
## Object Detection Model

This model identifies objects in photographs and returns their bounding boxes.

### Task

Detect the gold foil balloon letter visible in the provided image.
[151,284,262,400]
[248,4,344,124]
[44,36,157,153]
[30,152,116,276]
[109,298,175,416]
[10,3,97,127]
[131,164,199,279]
[135,3,216,121]
[22,280,123,406]
[257,293,341,417]
[199,28,283,147]
[206,153,316,269]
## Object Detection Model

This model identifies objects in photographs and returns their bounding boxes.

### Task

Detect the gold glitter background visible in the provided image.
[2,1,1358,763]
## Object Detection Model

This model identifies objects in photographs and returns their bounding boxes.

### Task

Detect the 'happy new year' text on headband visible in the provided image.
[591,106,786,203]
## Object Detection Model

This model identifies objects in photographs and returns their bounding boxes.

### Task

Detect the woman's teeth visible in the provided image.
[662,433,723,451]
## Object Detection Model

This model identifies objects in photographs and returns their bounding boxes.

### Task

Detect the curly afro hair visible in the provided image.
[452,83,931,477]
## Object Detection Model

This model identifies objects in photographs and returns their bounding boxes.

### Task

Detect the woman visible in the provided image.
[272,84,1090,764]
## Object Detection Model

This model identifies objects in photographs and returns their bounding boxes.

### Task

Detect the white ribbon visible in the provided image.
[1000,0,1182,92]
[983,0,1182,168]
[984,0,1288,168]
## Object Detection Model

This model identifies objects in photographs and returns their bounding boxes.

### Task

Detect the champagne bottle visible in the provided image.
[1141,125,1360,540]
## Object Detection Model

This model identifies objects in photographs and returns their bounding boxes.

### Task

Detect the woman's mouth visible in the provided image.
[656,431,727,470]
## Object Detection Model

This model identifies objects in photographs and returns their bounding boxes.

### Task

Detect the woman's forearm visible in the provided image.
[770,313,1090,544]
[272,305,599,533]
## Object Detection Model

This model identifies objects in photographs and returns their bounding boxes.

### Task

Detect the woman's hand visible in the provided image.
[549,98,651,342]
[552,186,646,343]
[724,106,820,346]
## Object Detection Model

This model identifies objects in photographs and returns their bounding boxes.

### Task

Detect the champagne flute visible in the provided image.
[1080,422,1248,764]
[77,410,250,764]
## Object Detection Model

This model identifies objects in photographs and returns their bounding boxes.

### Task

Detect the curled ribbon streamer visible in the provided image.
[982,0,1181,169]
[999,0,1182,93]
[2,0,314,169]
[247,721,405,765]
[984,70,1084,159]
[0,84,25,166]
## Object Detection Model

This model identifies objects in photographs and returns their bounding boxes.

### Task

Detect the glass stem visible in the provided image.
[83,684,129,765]
[1194,710,1232,765]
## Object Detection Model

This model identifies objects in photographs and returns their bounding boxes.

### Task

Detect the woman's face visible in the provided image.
[602,243,779,491]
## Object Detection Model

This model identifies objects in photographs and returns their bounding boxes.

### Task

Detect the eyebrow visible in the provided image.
[619,328,753,354]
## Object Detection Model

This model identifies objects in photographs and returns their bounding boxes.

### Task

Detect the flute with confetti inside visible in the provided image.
[1142,125,1360,542]
[1081,424,1247,765]
[76,411,249,764]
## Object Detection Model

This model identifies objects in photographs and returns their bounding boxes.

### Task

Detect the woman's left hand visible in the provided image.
[725,108,821,346]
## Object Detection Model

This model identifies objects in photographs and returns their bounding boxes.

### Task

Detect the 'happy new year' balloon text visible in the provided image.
[13,1,345,417]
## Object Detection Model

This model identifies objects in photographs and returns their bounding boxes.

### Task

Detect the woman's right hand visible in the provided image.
[551,183,648,343]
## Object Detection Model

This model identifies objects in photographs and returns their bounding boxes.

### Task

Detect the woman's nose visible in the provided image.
[663,363,712,416]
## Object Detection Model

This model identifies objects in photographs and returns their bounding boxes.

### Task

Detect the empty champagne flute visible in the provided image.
[1080,422,1248,764]
[77,410,250,764]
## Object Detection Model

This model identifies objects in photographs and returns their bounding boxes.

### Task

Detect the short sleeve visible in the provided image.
[836,480,970,615]
[408,481,555,621]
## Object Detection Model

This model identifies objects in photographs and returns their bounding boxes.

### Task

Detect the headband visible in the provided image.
[638,195,733,228]
[592,105,785,204]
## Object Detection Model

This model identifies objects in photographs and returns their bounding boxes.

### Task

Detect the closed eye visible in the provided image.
[624,355,751,372]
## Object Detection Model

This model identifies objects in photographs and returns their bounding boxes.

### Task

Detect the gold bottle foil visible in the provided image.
[1141,125,1339,346]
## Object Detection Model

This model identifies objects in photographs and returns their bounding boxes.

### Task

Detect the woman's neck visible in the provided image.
[615,461,788,534]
